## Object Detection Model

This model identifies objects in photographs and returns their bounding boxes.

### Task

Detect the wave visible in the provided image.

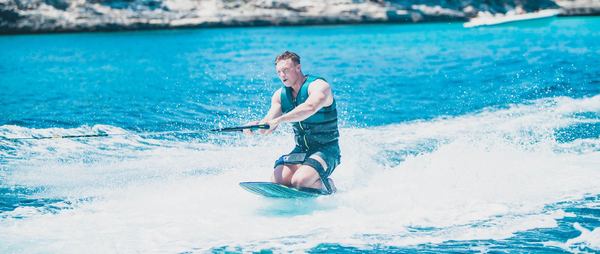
[0,94,599,252]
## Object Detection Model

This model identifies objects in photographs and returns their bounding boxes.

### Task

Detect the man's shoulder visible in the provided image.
[308,77,330,91]
[308,75,328,83]
[310,78,328,85]
[272,87,283,100]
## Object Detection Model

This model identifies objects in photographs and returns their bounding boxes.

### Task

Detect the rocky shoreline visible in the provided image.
[1,0,599,34]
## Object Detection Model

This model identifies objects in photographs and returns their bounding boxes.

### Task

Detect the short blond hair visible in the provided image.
[275,51,300,65]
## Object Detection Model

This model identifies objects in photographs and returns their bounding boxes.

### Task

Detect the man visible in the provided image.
[246,51,341,194]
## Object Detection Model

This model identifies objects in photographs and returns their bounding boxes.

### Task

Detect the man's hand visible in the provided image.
[243,121,259,135]
[243,119,279,135]
[261,118,281,135]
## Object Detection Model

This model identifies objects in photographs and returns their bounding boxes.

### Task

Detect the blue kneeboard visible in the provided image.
[239,182,330,198]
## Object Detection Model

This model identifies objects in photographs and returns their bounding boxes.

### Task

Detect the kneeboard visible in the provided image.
[239,182,330,198]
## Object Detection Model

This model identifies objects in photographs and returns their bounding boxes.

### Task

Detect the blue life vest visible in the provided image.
[280,75,339,150]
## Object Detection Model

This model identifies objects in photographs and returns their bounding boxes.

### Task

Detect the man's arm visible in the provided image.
[244,89,283,134]
[269,79,333,128]
[262,89,283,122]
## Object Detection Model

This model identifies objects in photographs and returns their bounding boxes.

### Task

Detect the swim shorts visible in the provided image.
[273,142,341,192]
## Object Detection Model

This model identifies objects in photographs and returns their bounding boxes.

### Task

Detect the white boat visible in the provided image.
[464,9,561,28]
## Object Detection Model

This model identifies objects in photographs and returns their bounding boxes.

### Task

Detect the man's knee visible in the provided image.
[272,164,295,185]
[271,165,282,183]
[290,175,303,188]
[290,166,320,188]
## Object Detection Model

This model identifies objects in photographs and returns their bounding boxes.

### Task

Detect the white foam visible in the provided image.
[546,222,600,251]
[1,95,600,252]
[568,223,600,250]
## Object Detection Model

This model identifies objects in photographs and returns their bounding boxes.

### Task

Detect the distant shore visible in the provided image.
[1,0,599,34]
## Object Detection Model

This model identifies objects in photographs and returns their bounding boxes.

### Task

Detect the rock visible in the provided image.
[0,0,598,34]
[462,5,476,16]
[555,0,600,15]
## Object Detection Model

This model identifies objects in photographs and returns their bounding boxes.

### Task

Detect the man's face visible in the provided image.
[276,59,301,87]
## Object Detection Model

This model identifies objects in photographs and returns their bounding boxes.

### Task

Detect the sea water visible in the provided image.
[1,17,599,253]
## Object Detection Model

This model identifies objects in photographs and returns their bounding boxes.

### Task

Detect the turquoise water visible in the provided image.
[1,17,600,253]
